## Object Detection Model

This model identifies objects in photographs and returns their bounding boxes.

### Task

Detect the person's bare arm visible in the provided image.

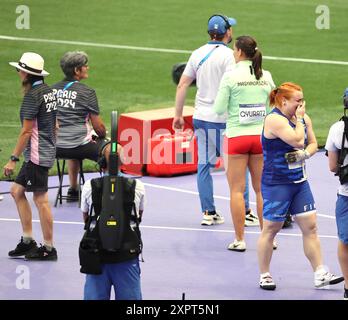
[173,75,194,130]
[284,114,318,163]
[303,114,318,156]
[327,151,339,173]
[265,115,304,149]
[90,114,106,138]
[3,119,33,176]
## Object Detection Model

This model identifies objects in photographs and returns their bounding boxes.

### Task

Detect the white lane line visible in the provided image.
[0,218,84,225]
[142,182,335,220]
[0,217,337,239]
[0,181,336,220]
[263,55,348,66]
[141,225,338,239]
[0,35,190,54]
[1,35,348,66]
[0,123,21,128]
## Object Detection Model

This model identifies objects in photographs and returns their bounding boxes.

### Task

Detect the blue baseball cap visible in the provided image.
[343,88,348,108]
[207,14,237,35]
[343,88,348,98]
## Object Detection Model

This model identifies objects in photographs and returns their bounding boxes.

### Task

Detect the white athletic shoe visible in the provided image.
[0,195,3,201]
[259,272,276,290]
[314,270,344,288]
[227,239,246,252]
[201,212,225,226]
[245,209,260,227]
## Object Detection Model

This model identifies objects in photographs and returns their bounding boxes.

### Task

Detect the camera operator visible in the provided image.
[80,142,145,300]
[325,88,348,300]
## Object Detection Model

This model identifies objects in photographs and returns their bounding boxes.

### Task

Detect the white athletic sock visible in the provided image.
[23,233,33,244]
[260,272,271,278]
[314,265,328,277]
[43,241,53,251]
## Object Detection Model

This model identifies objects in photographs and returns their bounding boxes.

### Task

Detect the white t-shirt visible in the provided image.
[325,120,348,196]
[183,42,235,123]
[81,177,145,218]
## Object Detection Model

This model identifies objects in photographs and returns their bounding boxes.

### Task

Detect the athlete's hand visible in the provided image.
[285,150,310,163]
[295,100,306,120]
[172,116,185,131]
[3,160,16,177]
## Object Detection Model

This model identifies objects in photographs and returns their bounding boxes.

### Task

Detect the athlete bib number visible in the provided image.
[239,104,266,125]
[288,160,307,182]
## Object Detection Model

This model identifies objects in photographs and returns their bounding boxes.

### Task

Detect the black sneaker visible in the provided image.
[8,237,38,257]
[344,287,348,300]
[25,245,58,261]
[66,187,79,202]
[282,213,293,229]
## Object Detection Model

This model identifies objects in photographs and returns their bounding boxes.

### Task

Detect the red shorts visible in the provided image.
[224,135,262,155]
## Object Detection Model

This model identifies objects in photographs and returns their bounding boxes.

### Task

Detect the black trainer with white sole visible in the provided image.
[25,245,58,261]
[8,237,38,257]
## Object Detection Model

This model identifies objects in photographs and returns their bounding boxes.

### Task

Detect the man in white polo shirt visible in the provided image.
[173,14,255,226]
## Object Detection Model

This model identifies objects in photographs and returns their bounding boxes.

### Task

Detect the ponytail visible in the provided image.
[269,88,278,106]
[235,35,263,80]
[252,50,263,80]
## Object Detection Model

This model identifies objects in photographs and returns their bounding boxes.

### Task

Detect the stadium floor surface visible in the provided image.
[0,150,344,300]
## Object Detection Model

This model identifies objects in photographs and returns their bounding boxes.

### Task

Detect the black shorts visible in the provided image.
[56,140,104,162]
[15,161,49,192]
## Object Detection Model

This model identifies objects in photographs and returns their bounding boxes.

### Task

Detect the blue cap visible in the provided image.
[344,88,348,98]
[343,88,348,108]
[208,15,237,35]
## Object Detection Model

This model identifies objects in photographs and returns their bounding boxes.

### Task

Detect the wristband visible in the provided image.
[10,155,19,162]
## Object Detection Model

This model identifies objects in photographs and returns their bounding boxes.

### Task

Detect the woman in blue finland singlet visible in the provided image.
[262,107,308,185]
[257,82,344,291]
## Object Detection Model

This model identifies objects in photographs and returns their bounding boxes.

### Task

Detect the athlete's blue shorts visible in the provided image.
[336,194,348,244]
[262,180,316,222]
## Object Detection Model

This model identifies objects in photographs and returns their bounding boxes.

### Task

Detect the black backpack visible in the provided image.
[79,176,142,274]
[336,116,348,185]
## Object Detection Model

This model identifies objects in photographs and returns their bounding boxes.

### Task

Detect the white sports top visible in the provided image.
[183,42,235,123]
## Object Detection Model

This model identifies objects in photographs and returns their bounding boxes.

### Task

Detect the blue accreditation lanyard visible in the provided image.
[32,80,43,87]
[197,42,226,71]
[63,80,78,90]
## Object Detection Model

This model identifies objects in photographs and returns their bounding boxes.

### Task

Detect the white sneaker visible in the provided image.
[0,195,3,201]
[259,272,276,290]
[314,271,344,289]
[201,212,224,226]
[245,209,260,227]
[227,239,246,252]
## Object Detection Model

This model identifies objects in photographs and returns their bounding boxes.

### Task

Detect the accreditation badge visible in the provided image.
[238,103,266,124]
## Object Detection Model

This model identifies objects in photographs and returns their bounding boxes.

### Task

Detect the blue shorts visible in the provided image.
[262,180,316,222]
[84,258,142,300]
[336,194,348,244]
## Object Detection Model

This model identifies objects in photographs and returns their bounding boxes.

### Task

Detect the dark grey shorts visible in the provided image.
[56,139,105,162]
[15,161,49,192]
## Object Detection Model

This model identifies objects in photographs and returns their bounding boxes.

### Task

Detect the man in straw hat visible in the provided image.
[4,52,58,261]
